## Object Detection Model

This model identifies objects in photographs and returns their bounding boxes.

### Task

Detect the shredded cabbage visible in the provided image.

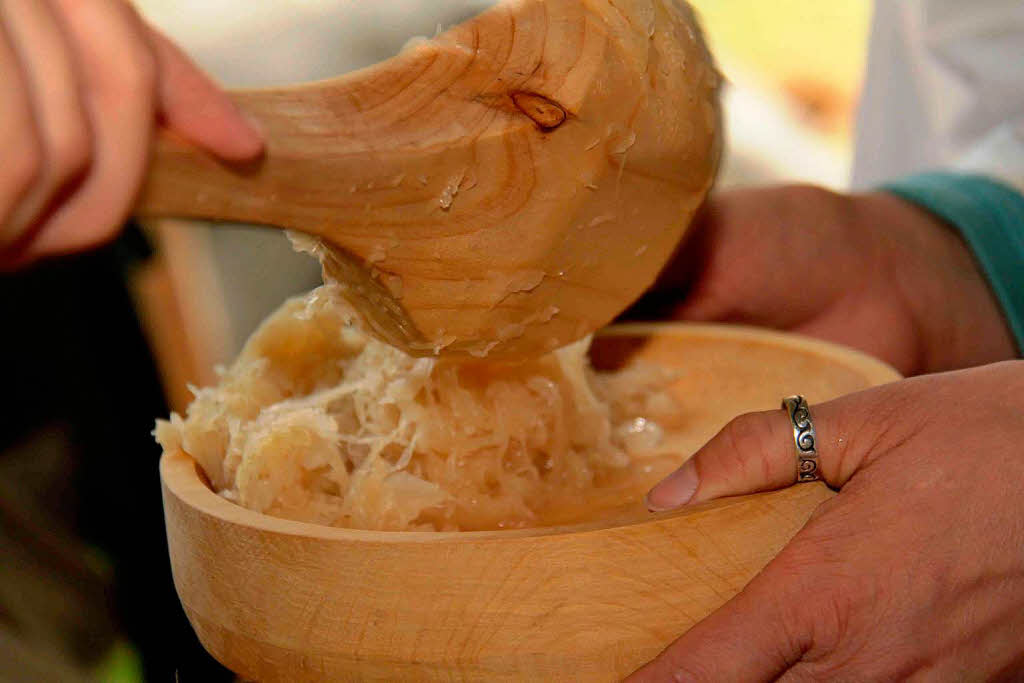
[155,286,679,531]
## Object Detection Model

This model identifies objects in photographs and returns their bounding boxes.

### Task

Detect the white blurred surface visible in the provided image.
[854,0,1024,192]
[136,0,497,86]
[717,63,849,190]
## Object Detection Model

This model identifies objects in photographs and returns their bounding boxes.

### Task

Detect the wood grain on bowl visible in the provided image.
[160,322,900,681]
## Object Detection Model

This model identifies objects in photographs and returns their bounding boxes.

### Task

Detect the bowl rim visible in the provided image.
[160,322,900,544]
[162,448,827,544]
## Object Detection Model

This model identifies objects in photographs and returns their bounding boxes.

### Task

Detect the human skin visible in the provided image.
[653,185,1016,375]
[0,0,263,268]
[630,187,1023,680]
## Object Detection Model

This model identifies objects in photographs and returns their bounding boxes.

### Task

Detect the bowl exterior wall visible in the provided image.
[162,452,831,681]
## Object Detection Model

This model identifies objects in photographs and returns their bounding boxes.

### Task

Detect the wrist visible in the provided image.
[883,173,1024,359]
[854,191,1016,373]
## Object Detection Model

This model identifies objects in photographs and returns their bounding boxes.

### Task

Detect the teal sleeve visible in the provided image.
[881,172,1024,356]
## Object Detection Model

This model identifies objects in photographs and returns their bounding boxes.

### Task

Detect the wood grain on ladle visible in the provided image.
[137,0,721,358]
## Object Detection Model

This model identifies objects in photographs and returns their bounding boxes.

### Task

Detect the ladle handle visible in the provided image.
[137,115,280,228]
[136,87,376,245]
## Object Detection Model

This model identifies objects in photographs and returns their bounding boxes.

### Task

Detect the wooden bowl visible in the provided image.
[160,323,900,681]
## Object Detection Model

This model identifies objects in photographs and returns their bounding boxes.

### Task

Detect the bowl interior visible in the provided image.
[172,322,899,537]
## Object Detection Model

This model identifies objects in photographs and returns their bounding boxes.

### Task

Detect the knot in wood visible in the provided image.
[511,92,567,130]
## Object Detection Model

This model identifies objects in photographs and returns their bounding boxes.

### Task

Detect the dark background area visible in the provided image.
[0,226,229,682]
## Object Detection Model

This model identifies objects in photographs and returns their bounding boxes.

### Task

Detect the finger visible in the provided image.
[646,384,905,511]
[664,187,858,327]
[0,19,43,249]
[27,0,159,256]
[667,189,789,323]
[663,198,739,322]
[0,0,91,243]
[626,564,809,682]
[144,24,263,162]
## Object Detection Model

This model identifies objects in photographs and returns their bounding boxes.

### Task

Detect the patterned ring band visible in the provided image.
[781,395,820,483]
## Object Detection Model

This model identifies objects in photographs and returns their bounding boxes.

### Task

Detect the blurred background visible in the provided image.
[0,1,870,680]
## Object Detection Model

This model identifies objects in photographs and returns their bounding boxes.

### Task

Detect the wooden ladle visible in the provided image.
[137,0,721,358]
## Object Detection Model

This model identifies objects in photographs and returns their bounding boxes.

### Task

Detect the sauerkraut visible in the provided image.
[155,285,680,531]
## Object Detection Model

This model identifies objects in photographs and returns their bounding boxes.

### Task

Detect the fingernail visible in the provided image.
[645,459,699,512]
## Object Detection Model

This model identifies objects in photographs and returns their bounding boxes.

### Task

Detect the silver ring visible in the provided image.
[781,395,820,483]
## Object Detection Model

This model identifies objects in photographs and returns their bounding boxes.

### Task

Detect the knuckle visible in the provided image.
[762,573,816,645]
[719,412,778,483]
[772,544,872,655]
[50,118,93,184]
[103,35,159,99]
[58,0,159,102]
[834,384,928,477]
[5,133,44,205]
[121,48,159,97]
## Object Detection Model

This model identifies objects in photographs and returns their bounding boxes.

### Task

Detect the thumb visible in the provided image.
[646,387,889,511]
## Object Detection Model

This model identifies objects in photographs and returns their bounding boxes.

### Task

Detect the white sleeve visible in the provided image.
[852,0,1024,193]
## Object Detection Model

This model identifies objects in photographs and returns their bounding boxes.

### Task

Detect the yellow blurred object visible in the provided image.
[690,0,871,139]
